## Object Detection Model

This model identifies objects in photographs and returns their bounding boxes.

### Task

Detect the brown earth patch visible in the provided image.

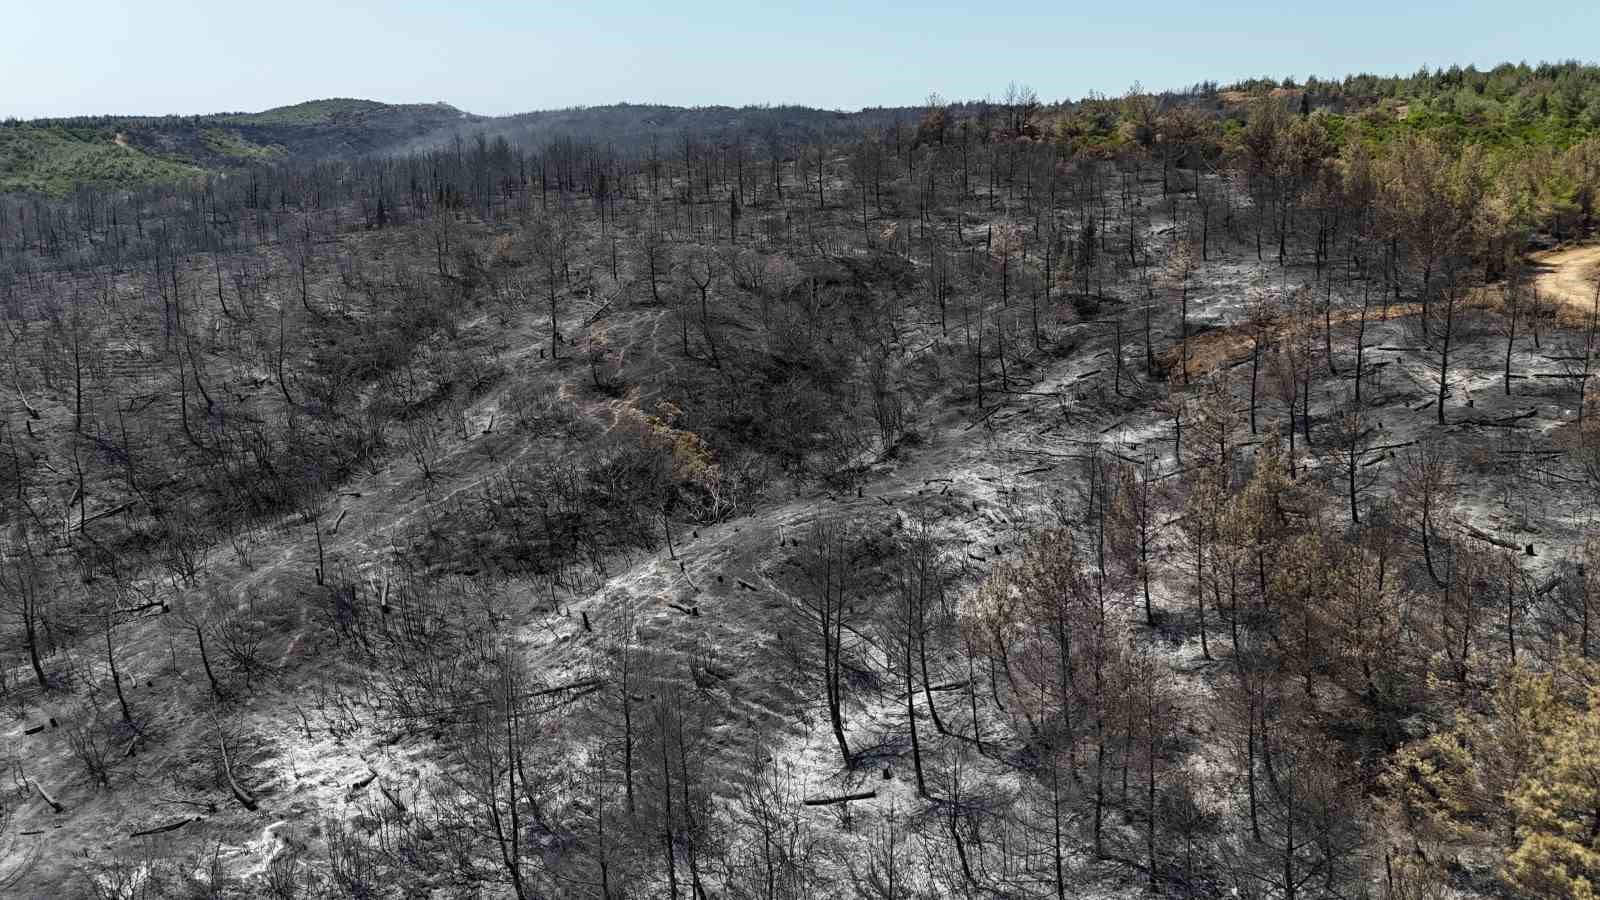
[1531,243,1600,327]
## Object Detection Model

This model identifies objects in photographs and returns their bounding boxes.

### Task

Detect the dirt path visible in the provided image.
[1533,243,1600,325]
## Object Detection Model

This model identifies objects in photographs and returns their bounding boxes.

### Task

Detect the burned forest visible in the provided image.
[4,64,1600,898]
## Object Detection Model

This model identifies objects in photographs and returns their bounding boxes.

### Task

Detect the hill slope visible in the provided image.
[5,61,1600,897]
[0,99,473,194]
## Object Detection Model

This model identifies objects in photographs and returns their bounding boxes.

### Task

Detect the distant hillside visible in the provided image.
[414,102,922,153]
[0,99,474,195]
[11,59,1599,197]
[0,98,911,196]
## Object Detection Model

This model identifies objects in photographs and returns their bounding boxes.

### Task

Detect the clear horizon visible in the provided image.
[3,0,1595,120]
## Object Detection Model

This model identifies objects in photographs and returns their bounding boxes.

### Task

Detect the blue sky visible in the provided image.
[3,0,1595,118]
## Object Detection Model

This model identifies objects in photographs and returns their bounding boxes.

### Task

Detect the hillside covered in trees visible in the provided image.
[2,59,1600,898]
[0,100,472,195]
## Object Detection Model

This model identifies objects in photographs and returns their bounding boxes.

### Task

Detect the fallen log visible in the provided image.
[377,781,407,814]
[34,781,63,813]
[16,387,40,420]
[1461,524,1530,555]
[803,790,877,807]
[131,816,199,838]
[531,678,605,698]
[115,599,166,617]
[160,796,218,813]
[1458,410,1539,428]
[79,501,133,527]
[214,720,259,812]
[736,579,759,592]
[349,769,378,792]
[964,402,1009,432]
[894,680,969,699]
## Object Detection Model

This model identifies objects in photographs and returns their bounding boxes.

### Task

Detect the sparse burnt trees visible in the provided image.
[803,139,828,211]
[1500,261,1529,396]
[1187,120,1225,260]
[0,535,51,689]
[598,606,644,821]
[102,601,139,734]
[1243,278,1280,432]
[1010,527,1091,745]
[1346,249,1381,409]
[1166,238,1199,384]
[1079,542,1119,859]
[1273,527,1346,699]
[1549,537,1600,660]
[1397,439,1458,590]
[641,675,718,900]
[288,214,318,315]
[681,247,722,368]
[1268,294,1315,473]
[454,651,536,900]
[1002,81,1040,140]
[528,209,571,360]
[173,593,227,699]
[1324,533,1410,709]
[1411,252,1480,426]
[999,526,1125,860]
[762,127,785,204]
[848,137,884,248]
[730,751,819,898]
[1329,396,1381,525]
[1128,643,1177,893]
[1110,450,1167,626]
[1179,474,1223,663]
[925,230,953,336]
[889,534,934,787]
[1433,538,1493,685]
[789,519,860,769]
[1236,724,1367,900]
